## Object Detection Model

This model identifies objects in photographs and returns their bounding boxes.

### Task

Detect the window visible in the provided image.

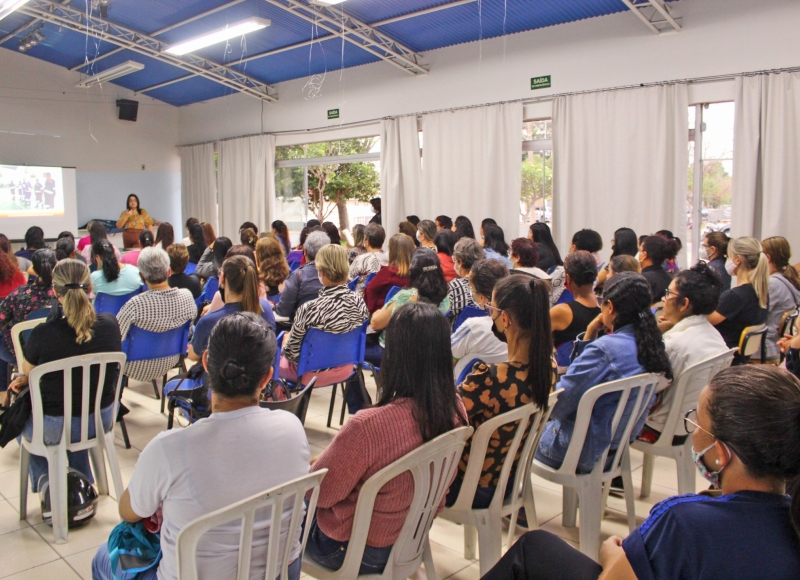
[520,120,553,238]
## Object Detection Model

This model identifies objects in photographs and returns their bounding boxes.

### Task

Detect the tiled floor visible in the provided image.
[0,373,703,580]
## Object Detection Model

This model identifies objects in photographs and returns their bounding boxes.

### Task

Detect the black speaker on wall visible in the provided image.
[116,99,139,122]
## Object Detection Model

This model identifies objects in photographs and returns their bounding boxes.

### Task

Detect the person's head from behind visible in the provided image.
[727,236,770,308]
[510,238,539,268]
[167,243,189,275]
[201,222,216,246]
[315,244,349,286]
[406,215,420,227]
[639,235,671,268]
[351,224,366,250]
[271,220,290,246]
[211,237,233,270]
[480,218,497,238]
[304,230,330,262]
[529,222,563,266]
[703,231,729,262]
[433,230,457,257]
[91,239,119,282]
[225,244,256,264]
[139,230,154,249]
[469,259,509,308]
[664,262,722,325]
[482,223,509,256]
[655,230,682,253]
[453,238,485,277]
[239,221,258,235]
[435,215,452,231]
[388,233,414,278]
[571,229,602,254]
[52,259,95,344]
[762,236,800,291]
[322,222,341,245]
[185,217,199,234]
[601,272,673,380]
[564,250,597,292]
[88,221,108,245]
[491,276,553,408]
[58,231,74,241]
[189,222,206,250]
[204,312,276,405]
[155,222,174,249]
[137,247,170,286]
[409,249,447,305]
[453,216,475,240]
[612,227,638,258]
[55,237,76,261]
[365,223,386,251]
[25,226,45,250]
[220,255,261,314]
[417,220,437,245]
[398,221,418,242]
[126,193,142,213]
[370,198,381,215]
[31,248,56,288]
[240,227,257,248]
[255,236,289,288]
[379,302,467,441]
[609,255,641,278]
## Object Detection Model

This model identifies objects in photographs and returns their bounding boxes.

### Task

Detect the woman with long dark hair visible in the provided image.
[196,236,232,280]
[307,302,467,575]
[271,220,292,255]
[116,193,155,248]
[529,222,563,272]
[322,222,341,246]
[434,230,459,283]
[90,239,142,297]
[452,215,476,240]
[536,272,672,473]
[482,223,512,267]
[187,222,208,264]
[80,221,121,263]
[597,227,639,291]
[154,222,175,251]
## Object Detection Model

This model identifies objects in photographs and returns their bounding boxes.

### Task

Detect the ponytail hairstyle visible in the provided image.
[139,230,154,249]
[31,248,56,288]
[704,231,730,260]
[728,237,770,308]
[602,272,673,380]
[205,312,275,400]
[493,276,554,409]
[52,259,95,344]
[409,249,448,306]
[762,236,800,292]
[92,239,120,282]
[655,230,680,261]
[0,235,20,282]
[271,220,292,254]
[564,250,598,288]
[221,255,261,315]
[189,223,208,254]
[706,366,800,540]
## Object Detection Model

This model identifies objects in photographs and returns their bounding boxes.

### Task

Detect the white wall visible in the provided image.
[0,48,181,238]
[178,0,800,144]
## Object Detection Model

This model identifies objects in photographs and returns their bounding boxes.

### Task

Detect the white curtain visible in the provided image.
[732,72,800,251]
[381,116,423,235]
[420,103,523,239]
[216,134,276,239]
[552,84,688,254]
[179,143,218,232]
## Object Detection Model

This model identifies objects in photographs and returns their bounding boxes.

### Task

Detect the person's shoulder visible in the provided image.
[640,493,739,536]
[95,312,121,330]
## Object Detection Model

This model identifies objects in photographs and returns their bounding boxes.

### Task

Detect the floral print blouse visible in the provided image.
[118,209,155,231]
[0,283,54,355]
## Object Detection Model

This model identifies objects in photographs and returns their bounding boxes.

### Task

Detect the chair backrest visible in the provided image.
[556,373,666,476]
[453,305,487,333]
[555,288,574,305]
[122,321,191,364]
[21,307,50,342]
[295,322,368,381]
[203,277,219,302]
[176,470,328,580]
[780,309,799,339]
[11,318,47,370]
[260,379,316,425]
[456,358,483,385]
[335,426,473,580]
[184,261,197,275]
[385,285,402,304]
[555,341,575,368]
[26,352,127,455]
[364,271,377,289]
[288,261,301,273]
[94,289,142,316]
[346,277,359,292]
[649,349,736,449]
[739,324,767,359]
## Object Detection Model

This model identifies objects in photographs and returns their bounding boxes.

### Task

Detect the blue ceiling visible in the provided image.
[0,0,651,106]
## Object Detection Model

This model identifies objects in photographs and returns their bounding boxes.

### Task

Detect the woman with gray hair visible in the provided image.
[447,237,486,325]
[116,247,197,382]
[274,229,329,329]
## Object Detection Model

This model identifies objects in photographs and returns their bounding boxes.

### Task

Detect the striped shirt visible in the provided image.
[283,284,370,362]
[348,251,388,294]
[447,277,476,327]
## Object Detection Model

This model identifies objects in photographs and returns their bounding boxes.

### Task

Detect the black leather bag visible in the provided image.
[0,386,31,448]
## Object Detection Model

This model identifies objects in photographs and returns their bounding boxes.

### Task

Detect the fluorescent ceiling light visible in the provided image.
[0,0,30,22]
[314,0,347,4]
[165,17,271,56]
[75,60,145,88]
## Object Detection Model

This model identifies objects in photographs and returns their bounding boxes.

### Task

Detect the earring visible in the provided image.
[715,460,719,465]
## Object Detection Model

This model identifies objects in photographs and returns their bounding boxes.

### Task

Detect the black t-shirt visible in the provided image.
[715,284,768,347]
[642,265,673,304]
[168,273,202,299]
[24,313,123,417]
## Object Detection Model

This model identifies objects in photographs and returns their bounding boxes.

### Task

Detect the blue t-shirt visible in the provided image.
[191,300,276,356]
[623,491,800,579]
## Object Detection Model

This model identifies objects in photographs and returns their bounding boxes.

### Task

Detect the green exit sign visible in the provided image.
[327,108,340,120]
[530,75,551,90]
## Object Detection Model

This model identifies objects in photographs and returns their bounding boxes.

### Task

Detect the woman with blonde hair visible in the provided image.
[6,258,122,491]
[255,236,289,299]
[365,233,414,314]
[761,236,800,360]
[708,237,769,355]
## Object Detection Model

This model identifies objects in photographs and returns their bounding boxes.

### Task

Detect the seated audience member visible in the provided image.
[77,221,96,252]
[436,215,453,231]
[447,238,485,324]
[406,215,420,228]
[452,215,476,240]
[0,236,26,298]
[348,223,388,293]
[707,237,769,354]
[656,229,682,274]
[365,233,413,314]
[271,219,292,256]
[281,244,369,383]
[703,231,731,289]
[0,234,30,274]
[485,365,800,580]
[536,272,673,473]
[195,236,232,280]
[166,243,202,299]
[434,230,459,282]
[187,222,208,264]
[550,251,601,359]
[15,226,46,261]
[0,249,56,391]
[240,227,258,249]
[570,228,605,270]
[81,221,122,263]
[286,227,310,265]
[450,276,555,507]
[306,303,467,575]
[274,230,328,325]
[416,219,437,250]
[322,222,341,246]
[93,313,310,580]
[91,240,142,297]
[479,218,497,238]
[120,230,153,266]
[154,222,175,251]
[181,217,198,246]
[117,248,197,382]
[638,235,675,304]
[451,259,509,379]
[761,236,800,361]
[6,259,121,491]
[398,220,421,247]
[482,223,513,268]
[529,222,563,274]
[55,236,80,263]
[641,263,728,442]
[596,227,638,290]
[510,238,551,280]
[608,254,641,278]
[201,222,216,248]
[348,224,367,263]
[368,198,382,225]
[256,236,289,299]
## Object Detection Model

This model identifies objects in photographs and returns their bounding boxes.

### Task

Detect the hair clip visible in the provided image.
[63,283,84,290]
[639,311,649,319]
[423,265,437,272]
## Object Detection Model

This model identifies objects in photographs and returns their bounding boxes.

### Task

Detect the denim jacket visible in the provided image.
[536,325,653,473]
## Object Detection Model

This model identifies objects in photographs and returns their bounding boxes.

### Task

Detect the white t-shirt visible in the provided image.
[451,316,509,381]
[128,406,310,580]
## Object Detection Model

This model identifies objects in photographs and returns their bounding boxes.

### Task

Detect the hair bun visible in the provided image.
[221,360,247,386]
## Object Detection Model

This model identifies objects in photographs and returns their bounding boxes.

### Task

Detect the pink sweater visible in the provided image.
[311,397,466,547]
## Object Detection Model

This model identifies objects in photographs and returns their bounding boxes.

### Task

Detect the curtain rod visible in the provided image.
[178,65,800,148]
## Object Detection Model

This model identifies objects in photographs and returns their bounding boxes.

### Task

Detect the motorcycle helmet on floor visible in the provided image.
[38,468,99,528]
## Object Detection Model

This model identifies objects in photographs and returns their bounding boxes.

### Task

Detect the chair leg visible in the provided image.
[463,524,478,561]
[167,403,175,430]
[621,451,637,532]
[327,384,337,429]
[676,444,696,495]
[118,418,131,449]
[640,452,655,498]
[89,446,109,496]
[422,539,437,580]
[48,449,69,544]
[476,520,503,577]
[151,379,160,400]
[19,447,30,521]
[577,484,602,561]
[522,476,539,531]
[562,487,578,528]
[103,434,124,501]
[339,382,349,426]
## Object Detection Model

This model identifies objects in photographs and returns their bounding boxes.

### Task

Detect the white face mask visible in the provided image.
[725,258,737,276]
[698,245,709,260]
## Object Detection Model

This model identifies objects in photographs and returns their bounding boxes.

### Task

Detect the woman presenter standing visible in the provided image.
[117,193,155,249]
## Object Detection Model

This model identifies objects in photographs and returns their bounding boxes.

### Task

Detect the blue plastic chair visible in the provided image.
[195,276,219,308]
[346,277,359,292]
[94,288,143,316]
[122,321,191,412]
[555,288,574,305]
[456,358,484,385]
[288,261,301,273]
[453,305,488,333]
[184,262,197,275]
[555,341,576,368]
[384,285,402,304]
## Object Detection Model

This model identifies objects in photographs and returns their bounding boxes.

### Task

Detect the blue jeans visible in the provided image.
[344,342,383,414]
[445,472,516,509]
[0,337,16,391]
[22,404,115,492]
[305,516,393,575]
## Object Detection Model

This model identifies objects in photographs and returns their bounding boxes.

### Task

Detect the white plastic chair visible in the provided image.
[19,352,127,543]
[10,318,47,371]
[530,373,667,560]
[176,470,328,580]
[440,391,560,576]
[302,426,473,580]
[633,349,735,498]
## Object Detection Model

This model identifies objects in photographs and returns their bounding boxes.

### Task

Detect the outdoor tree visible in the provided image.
[687,160,732,210]
[520,151,552,220]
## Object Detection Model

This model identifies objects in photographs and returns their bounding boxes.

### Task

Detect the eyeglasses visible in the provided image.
[663,288,679,301]
[483,304,504,318]
[684,409,714,437]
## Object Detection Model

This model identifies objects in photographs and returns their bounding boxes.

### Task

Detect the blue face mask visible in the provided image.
[692,441,727,488]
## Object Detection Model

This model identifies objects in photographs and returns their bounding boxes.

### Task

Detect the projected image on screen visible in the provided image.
[0,165,64,216]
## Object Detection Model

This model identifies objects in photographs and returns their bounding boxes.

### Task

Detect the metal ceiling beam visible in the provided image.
[0,0,70,46]
[17,0,277,101]
[619,0,681,34]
